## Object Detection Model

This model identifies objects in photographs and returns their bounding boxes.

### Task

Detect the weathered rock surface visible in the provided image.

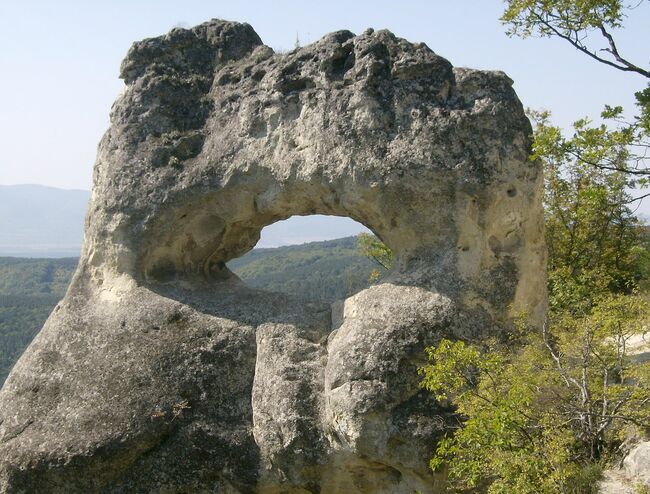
[0,20,546,493]
[600,441,650,493]
[623,441,650,487]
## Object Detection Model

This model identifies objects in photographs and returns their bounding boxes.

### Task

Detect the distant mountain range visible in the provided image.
[0,184,369,256]
[0,184,90,257]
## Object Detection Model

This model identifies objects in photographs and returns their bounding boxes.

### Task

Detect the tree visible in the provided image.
[420,295,650,493]
[531,110,650,312]
[502,1,649,78]
[356,233,393,282]
[502,0,650,185]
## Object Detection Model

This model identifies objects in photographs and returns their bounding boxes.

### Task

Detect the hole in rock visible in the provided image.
[226,215,383,303]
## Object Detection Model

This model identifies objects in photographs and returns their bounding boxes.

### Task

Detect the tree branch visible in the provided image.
[532,12,645,76]
[598,25,650,78]
[624,191,650,204]
[565,149,650,176]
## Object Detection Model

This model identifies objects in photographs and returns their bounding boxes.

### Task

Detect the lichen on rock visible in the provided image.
[0,19,546,493]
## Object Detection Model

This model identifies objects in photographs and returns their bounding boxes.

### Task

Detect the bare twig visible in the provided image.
[531,12,650,78]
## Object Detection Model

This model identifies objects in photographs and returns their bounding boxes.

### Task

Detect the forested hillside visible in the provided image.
[0,257,77,384]
[0,236,375,385]
[228,236,375,301]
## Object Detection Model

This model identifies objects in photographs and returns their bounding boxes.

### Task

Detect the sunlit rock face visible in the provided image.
[0,19,545,493]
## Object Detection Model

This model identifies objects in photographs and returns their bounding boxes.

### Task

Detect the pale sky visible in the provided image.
[1,0,649,217]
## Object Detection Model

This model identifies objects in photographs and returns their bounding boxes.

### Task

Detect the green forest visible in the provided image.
[0,257,77,384]
[0,236,375,386]
[228,236,376,302]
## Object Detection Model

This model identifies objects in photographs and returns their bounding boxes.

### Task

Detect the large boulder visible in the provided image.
[0,20,545,493]
[623,441,650,487]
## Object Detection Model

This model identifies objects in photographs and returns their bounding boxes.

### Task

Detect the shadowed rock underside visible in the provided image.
[0,19,545,493]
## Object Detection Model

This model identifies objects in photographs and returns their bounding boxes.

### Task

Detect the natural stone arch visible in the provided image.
[136,181,396,283]
[0,20,545,493]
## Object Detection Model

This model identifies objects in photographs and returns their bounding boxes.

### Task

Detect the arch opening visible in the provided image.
[226,214,381,303]
[137,181,408,287]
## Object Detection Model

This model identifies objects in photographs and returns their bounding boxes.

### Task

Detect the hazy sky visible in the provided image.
[1,0,649,217]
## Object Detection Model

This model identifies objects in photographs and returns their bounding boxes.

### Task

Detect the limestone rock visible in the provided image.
[0,19,546,493]
[600,441,650,493]
[623,441,650,487]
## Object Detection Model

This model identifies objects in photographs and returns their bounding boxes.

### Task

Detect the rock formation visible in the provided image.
[0,20,546,493]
